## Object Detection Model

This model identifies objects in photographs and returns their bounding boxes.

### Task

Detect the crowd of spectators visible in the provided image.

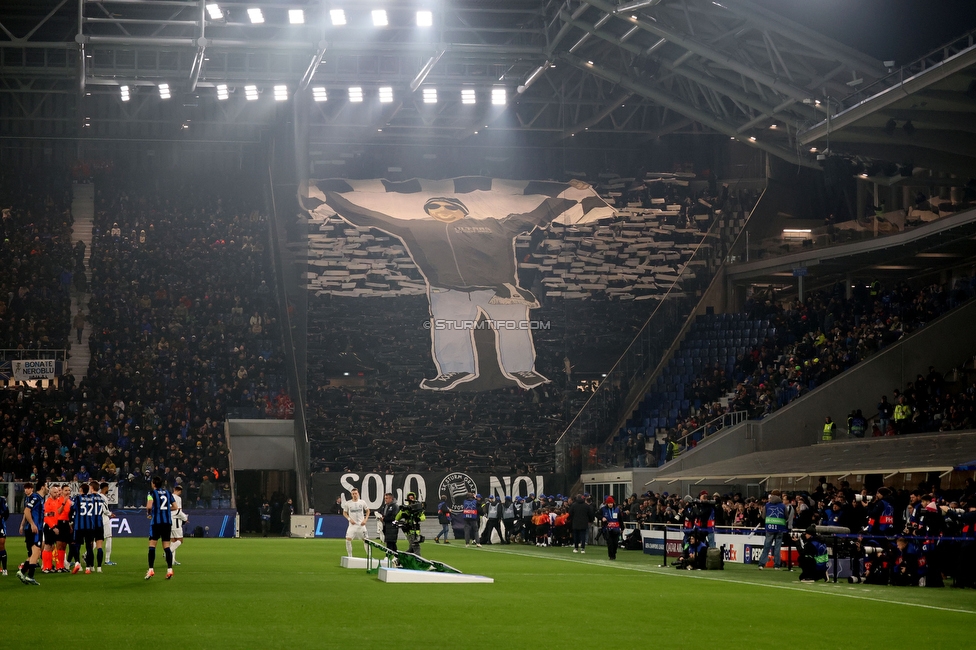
[617,477,976,587]
[1,169,288,510]
[859,364,976,436]
[0,169,74,351]
[614,276,976,467]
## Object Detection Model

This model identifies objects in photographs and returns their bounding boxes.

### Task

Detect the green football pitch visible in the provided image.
[4,537,975,647]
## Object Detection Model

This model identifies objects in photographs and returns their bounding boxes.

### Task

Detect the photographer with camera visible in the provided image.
[394,492,426,556]
[797,526,829,583]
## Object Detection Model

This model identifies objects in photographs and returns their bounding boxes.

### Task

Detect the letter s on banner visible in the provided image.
[339,473,360,498]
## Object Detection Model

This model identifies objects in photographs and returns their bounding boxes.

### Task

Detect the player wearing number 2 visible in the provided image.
[146,476,176,580]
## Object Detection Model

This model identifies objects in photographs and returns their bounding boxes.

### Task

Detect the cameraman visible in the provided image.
[394,492,426,555]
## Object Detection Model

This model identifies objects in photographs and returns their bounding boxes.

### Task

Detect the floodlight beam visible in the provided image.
[410,50,445,92]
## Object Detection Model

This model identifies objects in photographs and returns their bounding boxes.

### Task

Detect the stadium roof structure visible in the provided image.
[4,0,970,169]
[645,431,976,484]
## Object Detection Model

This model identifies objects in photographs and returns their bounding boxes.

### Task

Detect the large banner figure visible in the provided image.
[303,177,614,392]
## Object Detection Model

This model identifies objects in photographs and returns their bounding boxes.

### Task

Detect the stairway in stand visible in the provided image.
[67,182,94,380]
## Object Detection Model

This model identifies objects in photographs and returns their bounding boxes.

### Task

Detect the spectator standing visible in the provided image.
[199,475,214,509]
[877,396,893,433]
[757,490,787,570]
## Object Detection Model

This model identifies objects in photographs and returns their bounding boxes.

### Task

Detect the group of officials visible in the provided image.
[0,476,187,585]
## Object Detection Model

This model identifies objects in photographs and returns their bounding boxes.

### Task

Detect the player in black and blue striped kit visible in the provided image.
[145,476,176,580]
[70,483,98,574]
[18,481,46,585]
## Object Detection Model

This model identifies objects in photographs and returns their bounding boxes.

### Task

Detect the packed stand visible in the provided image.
[76,176,289,505]
[1,173,290,512]
[615,278,976,467]
[0,168,74,352]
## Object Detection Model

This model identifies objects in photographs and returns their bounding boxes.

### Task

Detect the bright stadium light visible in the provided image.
[274,85,288,101]
[158,83,171,99]
[461,88,476,105]
[312,86,328,102]
[216,84,229,100]
[247,8,264,24]
[119,85,130,102]
[330,9,346,26]
[289,9,304,24]
[491,87,506,105]
[423,87,437,104]
[416,10,433,27]
[205,4,223,20]
[379,86,394,103]
[245,84,259,101]
[348,86,363,102]
[372,10,388,27]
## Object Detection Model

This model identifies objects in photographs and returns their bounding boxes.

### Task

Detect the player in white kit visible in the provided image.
[342,488,370,557]
[98,482,117,566]
[170,485,189,565]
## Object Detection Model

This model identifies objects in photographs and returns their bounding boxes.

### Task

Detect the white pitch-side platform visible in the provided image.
[378,567,494,584]
[340,556,391,569]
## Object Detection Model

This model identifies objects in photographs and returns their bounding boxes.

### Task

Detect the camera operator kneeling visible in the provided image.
[798,526,829,583]
[676,532,708,570]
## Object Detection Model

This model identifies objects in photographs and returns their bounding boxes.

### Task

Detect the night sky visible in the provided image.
[755,0,976,64]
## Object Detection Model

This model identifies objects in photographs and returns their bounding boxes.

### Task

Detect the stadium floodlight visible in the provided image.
[517,61,551,94]
[120,85,130,102]
[330,9,346,26]
[613,0,662,12]
[158,83,171,99]
[245,84,259,101]
[491,87,506,105]
[216,84,229,100]
[416,10,433,27]
[461,88,476,105]
[289,9,304,24]
[422,87,437,104]
[312,86,328,102]
[372,10,388,27]
[348,86,363,102]
[379,86,394,103]
[274,85,288,101]
[205,4,223,20]
[247,8,264,24]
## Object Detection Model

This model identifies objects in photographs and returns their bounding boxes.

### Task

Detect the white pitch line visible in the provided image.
[471,546,976,615]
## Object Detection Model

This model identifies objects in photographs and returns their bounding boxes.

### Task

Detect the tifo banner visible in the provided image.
[7,510,236,538]
[12,359,58,381]
[303,177,614,392]
[312,471,567,515]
